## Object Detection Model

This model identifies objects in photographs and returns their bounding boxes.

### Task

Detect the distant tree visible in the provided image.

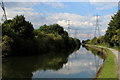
[91,37,97,44]
[38,24,68,37]
[82,39,90,44]
[97,36,105,44]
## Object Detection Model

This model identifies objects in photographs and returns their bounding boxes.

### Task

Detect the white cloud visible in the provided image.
[47,13,83,21]
[47,13,94,29]
[57,20,68,27]
[101,29,107,32]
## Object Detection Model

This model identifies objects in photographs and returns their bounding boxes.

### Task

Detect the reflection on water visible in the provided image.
[2,46,104,79]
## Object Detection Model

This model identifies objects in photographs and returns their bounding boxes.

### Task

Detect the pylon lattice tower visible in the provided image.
[94,15,100,38]
[0,0,7,21]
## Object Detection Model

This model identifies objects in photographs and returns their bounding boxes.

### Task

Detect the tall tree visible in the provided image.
[105,10,120,46]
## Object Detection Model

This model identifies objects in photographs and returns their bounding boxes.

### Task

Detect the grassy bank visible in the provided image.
[94,43,120,52]
[86,44,118,78]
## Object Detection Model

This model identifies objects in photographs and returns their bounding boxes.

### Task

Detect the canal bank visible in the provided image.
[85,44,118,79]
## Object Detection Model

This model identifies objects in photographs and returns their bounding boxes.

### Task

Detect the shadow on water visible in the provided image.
[2,46,80,79]
[82,45,105,60]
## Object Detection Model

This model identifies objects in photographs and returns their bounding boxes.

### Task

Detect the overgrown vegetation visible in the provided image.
[2,15,81,57]
[82,10,120,50]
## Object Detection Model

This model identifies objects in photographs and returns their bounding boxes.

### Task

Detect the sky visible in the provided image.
[0,1,119,40]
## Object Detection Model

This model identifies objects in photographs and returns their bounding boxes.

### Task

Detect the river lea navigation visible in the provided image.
[2,46,105,79]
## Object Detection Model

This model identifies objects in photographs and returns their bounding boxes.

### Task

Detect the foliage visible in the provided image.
[96,36,105,44]
[2,15,34,39]
[2,35,13,56]
[82,39,90,44]
[105,10,120,47]
[34,24,81,52]
[2,15,81,57]
[38,24,68,37]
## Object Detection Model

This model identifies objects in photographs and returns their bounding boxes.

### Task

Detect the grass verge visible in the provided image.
[95,43,120,52]
[86,44,118,78]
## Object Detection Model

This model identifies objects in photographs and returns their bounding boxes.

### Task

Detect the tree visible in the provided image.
[90,37,97,44]
[105,10,120,46]
[2,15,35,56]
[97,36,105,44]
[2,35,13,56]
[12,15,34,39]
[38,24,68,37]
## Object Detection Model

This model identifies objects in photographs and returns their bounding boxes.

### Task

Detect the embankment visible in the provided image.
[85,44,118,79]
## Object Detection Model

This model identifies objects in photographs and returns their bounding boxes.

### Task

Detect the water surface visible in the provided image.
[2,46,104,79]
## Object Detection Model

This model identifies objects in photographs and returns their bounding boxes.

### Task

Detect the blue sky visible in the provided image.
[0,2,118,40]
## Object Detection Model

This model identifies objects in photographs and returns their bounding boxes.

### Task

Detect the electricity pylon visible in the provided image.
[94,14,100,38]
[0,0,7,21]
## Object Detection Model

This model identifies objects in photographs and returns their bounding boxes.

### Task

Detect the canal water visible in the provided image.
[2,46,104,79]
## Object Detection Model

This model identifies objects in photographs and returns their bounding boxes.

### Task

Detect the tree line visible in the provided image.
[2,15,81,57]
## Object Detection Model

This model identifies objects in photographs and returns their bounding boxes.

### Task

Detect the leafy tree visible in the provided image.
[105,10,120,46]
[38,24,68,38]
[82,39,90,44]
[2,15,34,39]
[12,15,34,39]
[2,35,13,56]
[2,15,81,57]
[97,36,105,44]
[2,15,35,56]
[90,37,97,44]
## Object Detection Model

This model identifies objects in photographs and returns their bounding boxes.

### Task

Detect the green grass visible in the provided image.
[98,48,118,78]
[86,44,118,78]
